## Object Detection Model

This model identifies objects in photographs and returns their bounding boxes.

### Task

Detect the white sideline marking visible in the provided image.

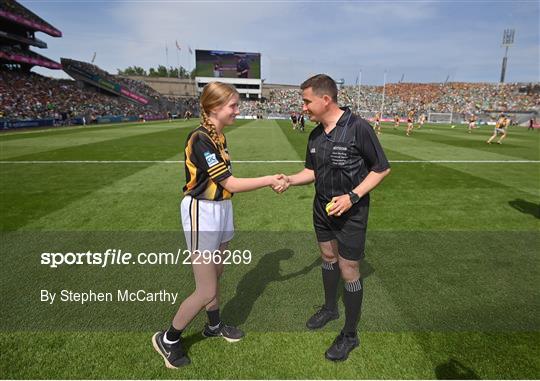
[1,160,539,164]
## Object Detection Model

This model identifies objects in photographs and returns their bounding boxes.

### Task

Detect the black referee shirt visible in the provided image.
[305,108,390,203]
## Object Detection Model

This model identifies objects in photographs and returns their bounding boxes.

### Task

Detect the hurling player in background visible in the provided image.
[418,113,426,129]
[486,113,510,144]
[468,114,477,133]
[394,113,400,130]
[374,112,382,135]
[406,109,415,136]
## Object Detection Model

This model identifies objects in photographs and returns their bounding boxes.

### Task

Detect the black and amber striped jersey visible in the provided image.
[496,117,508,129]
[183,126,233,201]
[407,111,415,122]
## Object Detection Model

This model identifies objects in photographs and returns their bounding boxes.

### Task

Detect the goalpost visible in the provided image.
[359,110,379,121]
[428,112,453,124]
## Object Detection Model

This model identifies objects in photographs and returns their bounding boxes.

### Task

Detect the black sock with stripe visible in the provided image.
[343,278,363,336]
[321,261,340,311]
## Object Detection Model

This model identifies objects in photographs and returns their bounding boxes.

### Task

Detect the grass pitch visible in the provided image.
[0,119,539,379]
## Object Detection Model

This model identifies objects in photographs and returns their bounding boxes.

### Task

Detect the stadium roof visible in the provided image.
[0,46,62,69]
[0,0,62,37]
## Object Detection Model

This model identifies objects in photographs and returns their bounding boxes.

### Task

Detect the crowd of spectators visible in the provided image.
[62,59,161,101]
[0,70,163,121]
[116,76,163,100]
[340,82,539,115]
[0,67,203,122]
[165,96,199,116]
[3,68,538,124]
[237,88,302,117]
[62,58,109,79]
[238,82,539,118]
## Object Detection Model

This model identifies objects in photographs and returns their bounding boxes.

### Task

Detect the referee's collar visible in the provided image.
[335,107,352,128]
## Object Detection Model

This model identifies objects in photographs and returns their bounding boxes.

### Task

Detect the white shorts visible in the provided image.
[495,127,506,135]
[181,196,234,252]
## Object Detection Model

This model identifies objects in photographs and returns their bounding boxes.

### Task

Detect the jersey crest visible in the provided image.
[204,151,219,167]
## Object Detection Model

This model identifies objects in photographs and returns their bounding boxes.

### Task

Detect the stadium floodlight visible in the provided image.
[502,29,515,46]
[499,29,515,83]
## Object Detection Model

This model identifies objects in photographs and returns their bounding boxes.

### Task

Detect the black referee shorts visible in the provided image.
[313,196,370,261]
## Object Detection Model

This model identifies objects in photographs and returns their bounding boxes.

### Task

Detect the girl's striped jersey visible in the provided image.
[183,126,233,201]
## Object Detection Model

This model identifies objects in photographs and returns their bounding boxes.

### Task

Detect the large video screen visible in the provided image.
[195,49,261,79]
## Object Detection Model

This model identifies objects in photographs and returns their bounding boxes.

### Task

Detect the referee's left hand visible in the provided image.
[328,195,352,217]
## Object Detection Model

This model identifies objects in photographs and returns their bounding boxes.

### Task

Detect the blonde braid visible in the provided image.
[200,108,224,151]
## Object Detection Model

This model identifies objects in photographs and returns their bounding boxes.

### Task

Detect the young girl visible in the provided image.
[153,82,286,368]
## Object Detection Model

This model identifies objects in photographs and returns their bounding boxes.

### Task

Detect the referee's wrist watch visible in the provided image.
[348,191,360,205]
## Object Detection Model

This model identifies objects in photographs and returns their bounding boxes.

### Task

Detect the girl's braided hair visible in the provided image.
[199,82,239,149]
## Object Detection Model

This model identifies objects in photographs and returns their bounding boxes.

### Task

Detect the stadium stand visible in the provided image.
[237,82,539,123]
[0,0,61,72]
[0,1,197,128]
[1,1,537,128]
[1,70,149,120]
[0,29,47,48]
[0,70,199,124]
[0,0,62,37]
[0,45,61,69]
[61,58,153,105]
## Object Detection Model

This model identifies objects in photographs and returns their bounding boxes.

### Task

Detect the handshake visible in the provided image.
[269,174,290,194]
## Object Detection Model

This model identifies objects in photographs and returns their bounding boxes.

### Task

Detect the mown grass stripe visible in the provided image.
[0,331,538,379]
[2,160,538,164]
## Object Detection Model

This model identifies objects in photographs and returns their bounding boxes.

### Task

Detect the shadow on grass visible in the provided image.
[509,199,540,219]
[182,331,207,353]
[435,358,480,379]
[222,249,320,326]
[360,259,375,278]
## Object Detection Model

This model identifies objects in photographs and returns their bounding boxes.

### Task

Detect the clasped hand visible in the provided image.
[270,174,289,194]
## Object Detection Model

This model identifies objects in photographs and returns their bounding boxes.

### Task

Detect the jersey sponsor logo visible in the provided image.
[333,145,348,151]
[204,151,219,167]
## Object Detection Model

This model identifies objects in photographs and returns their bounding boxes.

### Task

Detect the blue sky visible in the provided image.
[22,0,539,85]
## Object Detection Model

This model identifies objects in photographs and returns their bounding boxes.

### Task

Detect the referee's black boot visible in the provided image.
[306,306,339,330]
[324,331,359,362]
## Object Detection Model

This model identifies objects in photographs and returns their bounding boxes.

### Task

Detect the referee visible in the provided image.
[281,74,390,361]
